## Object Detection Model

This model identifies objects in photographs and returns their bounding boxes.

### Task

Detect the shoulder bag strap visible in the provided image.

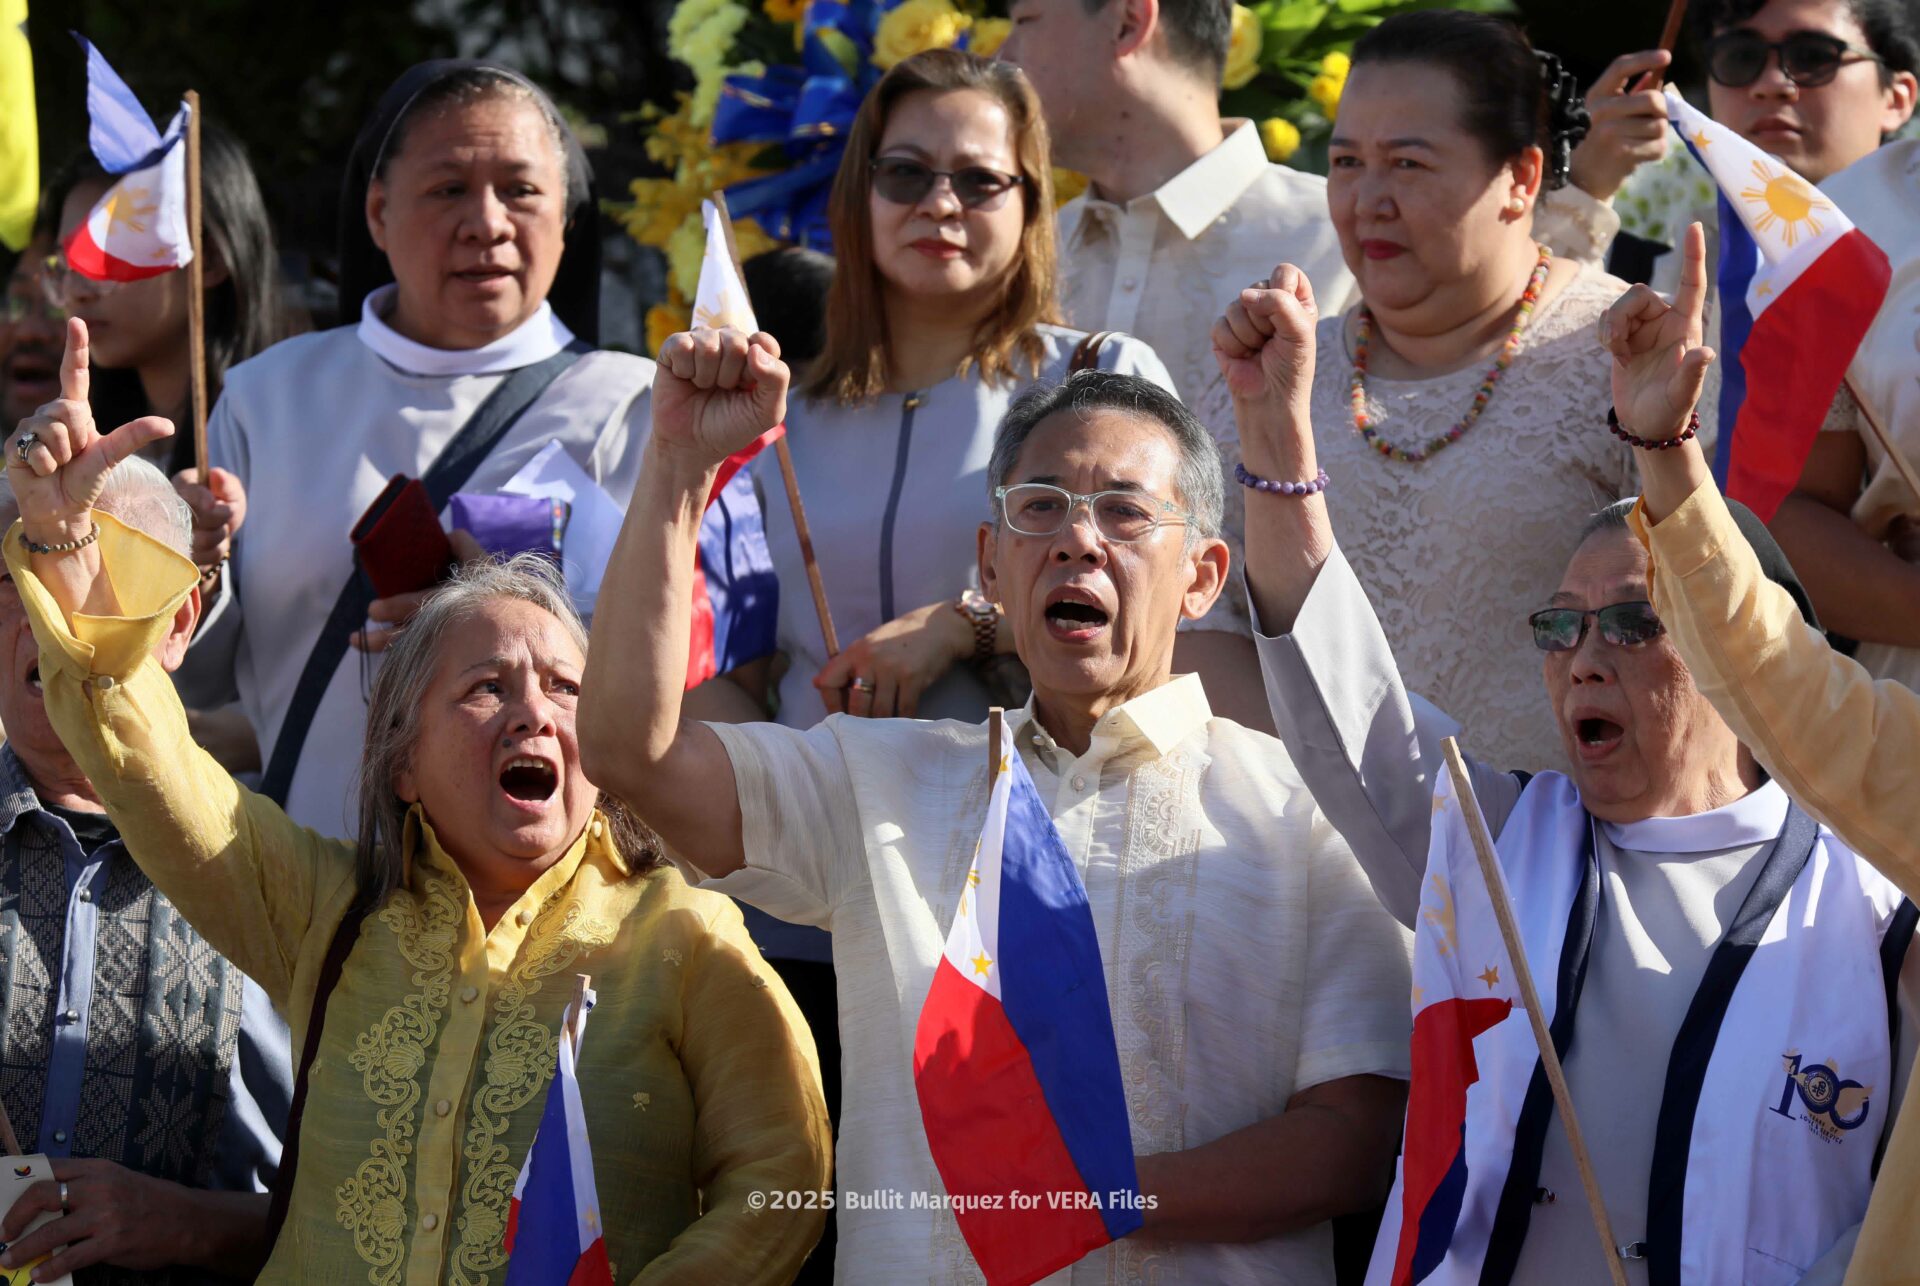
[259,341,591,805]
[1874,898,1919,1178]
[263,901,370,1246]
[1070,331,1118,373]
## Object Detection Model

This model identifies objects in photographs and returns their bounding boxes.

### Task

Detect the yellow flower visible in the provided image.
[667,0,733,64]
[763,0,807,20]
[1259,117,1301,163]
[1308,49,1349,119]
[968,17,1010,58]
[1051,167,1088,207]
[733,217,780,263]
[648,301,692,356]
[1221,5,1262,90]
[667,213,709,300]
[872,0,972,71]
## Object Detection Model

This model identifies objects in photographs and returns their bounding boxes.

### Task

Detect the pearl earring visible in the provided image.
[1507,197,1527,214]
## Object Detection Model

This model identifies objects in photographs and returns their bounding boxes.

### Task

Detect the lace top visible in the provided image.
[1312,265,1637,772]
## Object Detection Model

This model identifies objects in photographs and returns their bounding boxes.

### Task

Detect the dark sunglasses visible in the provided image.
[1705,29,1883,88]
[870,156,1026,210]
[1529,601,1666,653]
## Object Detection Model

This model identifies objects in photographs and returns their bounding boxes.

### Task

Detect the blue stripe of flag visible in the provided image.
[996,754,1143,1241]
[504,1069,584,1286]
[1674,127,1758,489]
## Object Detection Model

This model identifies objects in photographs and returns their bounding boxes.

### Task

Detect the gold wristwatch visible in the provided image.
[953,588,1002,664]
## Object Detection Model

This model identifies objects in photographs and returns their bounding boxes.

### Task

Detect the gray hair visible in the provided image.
[352,554,655,910]
[0,455,192,557]
[986,370,1225,540]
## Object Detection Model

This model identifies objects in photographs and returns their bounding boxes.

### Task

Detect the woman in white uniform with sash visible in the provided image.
[195,61,655,834]
[1220,249,1918,1285]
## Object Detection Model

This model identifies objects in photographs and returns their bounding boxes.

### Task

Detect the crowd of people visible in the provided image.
[0,0,1916,1282]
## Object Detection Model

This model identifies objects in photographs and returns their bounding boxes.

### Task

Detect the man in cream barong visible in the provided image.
[578,324,1415,1284]
[1219,241,1920,1286]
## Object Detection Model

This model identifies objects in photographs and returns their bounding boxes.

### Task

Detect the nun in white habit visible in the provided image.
[1217,260,1920,1286]
[190,60,655,835]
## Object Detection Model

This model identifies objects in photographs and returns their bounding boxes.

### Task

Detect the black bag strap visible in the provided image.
[259,341,590,805]
[1070,330,1118,373]
[264,901,370,1245]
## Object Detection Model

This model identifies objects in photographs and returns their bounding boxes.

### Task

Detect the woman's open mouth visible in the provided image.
[498,756,558,805]
[1573,716,1625,761]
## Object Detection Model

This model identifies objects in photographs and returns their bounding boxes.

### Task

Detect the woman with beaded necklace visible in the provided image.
[1252,11,1635,771]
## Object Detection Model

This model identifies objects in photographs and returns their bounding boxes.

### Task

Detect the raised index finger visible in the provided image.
[1674,221,1710,338]
[60,317,90,406]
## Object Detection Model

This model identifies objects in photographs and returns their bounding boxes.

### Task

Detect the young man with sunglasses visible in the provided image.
[1226,253,1919,1284]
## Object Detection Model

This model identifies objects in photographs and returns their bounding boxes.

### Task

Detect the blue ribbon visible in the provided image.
[709,0,888,250]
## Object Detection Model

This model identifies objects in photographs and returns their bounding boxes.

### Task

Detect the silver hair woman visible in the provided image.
[1,367,831,1282]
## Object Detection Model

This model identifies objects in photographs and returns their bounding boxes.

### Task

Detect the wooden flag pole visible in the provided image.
[0,1091,20,1155]
[1846,375,1920,507]
[987,707,1004,787]
[1441,739,1629,1286]
[184,90,209,478]
[1651,0,1689,86]
[565,974,592,1051]
[711,195,841,658]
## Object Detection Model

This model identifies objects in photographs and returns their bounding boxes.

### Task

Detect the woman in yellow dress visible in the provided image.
[0,320,831,1285]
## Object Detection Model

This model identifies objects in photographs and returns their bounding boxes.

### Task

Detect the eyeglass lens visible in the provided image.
[1529,602,1665,652]
[1709,31,1854,87]
[1000,484,1169,542]
[872,158,1020,210]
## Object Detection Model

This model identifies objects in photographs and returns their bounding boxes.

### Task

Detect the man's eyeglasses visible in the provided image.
[995,483,1192,544]
[870,156,1026,210]
[3,291,66,324]
[1529,601,1666,653]
[1705,29,1883,88]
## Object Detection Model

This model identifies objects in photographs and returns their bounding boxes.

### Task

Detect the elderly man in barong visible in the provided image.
[578,324,1416,1285]
[1227,234,1920,1286]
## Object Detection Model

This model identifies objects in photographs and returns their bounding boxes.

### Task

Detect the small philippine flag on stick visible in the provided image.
[1666,88,1890,522]
[504,977,613,1286]
[912,717,1144,1286]
[63,36,192,284]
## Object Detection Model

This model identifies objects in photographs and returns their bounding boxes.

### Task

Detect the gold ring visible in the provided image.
[850,677,876,693]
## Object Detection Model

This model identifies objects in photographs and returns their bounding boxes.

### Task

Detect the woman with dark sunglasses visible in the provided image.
[1223,250,1916,1286]
[696,49,1175,733]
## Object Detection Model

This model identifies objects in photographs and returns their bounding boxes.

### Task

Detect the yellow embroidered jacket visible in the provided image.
[6,515,831,1286]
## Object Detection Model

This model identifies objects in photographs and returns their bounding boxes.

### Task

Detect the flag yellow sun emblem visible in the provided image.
[1739,160,1830,248]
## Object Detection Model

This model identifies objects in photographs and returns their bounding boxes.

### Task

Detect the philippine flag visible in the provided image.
[503,982,613,1286]
[63,36,192,284]
[1668,89,1890,522]
[912,719,1143,1286]
[1374,770,1522,1286]
[684,197,780,688]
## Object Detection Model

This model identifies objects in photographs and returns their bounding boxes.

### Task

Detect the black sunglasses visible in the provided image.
[870,156,1026,210]
[1529,601,1666,653]
[1705,29,1883,88]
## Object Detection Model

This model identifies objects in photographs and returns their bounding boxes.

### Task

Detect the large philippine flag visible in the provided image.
[63,36,192,284]
[1380,770,1522,1286]
[684,197,779,688]
[912,721,1143,1286]
[504,982,613,1286]
[1667,89,1889,522]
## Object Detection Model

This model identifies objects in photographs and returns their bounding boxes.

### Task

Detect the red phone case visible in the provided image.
[351,475,456,599]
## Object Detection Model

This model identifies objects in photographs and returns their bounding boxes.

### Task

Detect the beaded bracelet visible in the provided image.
[1608,407,1699,451]
[1235,462,1329,496]
[19,523,100,555]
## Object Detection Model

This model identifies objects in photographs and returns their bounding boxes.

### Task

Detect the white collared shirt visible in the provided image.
[356,282,577,376]
[1056,120,1356,417]
[696,674,1413,1284]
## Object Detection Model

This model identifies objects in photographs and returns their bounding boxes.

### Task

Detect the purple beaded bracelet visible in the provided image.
[1235,461,1329,496]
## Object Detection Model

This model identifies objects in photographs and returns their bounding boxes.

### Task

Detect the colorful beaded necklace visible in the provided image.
[1348,244,1554,464]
